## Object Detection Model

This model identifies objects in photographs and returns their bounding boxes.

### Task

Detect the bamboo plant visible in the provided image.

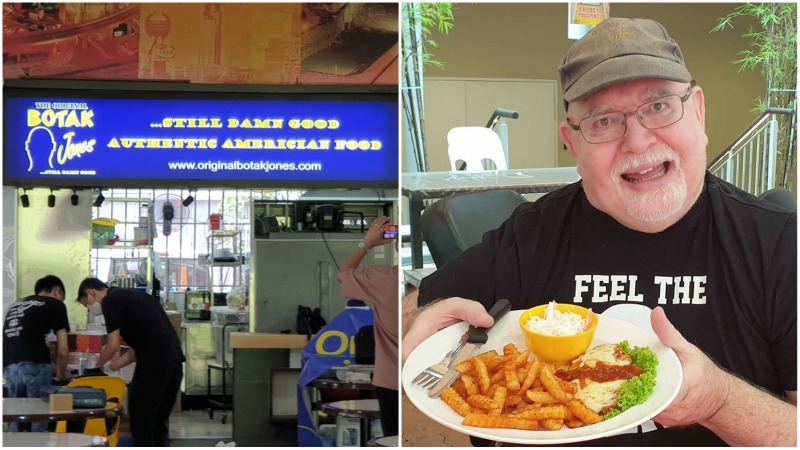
[711,3,797,189]
[401,3,455,173]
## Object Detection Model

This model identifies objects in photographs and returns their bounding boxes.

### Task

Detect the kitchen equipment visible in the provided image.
[338,210,365,232]
[252,233,383,333]
[301,204,366,232]
[315,204,341,231]
[184,291,212,320]
[428,299,511,398]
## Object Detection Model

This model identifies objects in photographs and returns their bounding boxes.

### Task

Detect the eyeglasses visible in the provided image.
[567,82,695,144]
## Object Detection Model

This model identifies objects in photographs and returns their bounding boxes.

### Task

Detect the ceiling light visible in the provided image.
[182,193,194,207]
[20,189,29,208]
[94,190,105,207]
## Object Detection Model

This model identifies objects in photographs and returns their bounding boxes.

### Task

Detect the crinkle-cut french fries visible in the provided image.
[519,358,541,393]
[508,404,570,420]
[539,365,573,403]
[504,394,523,407]
[466,394,500,410]
[451,377,468,399]
[463,413,539,431]
[566,399,603,425]
[437,342,609,432]
[566,418,586,428]
[542,418,566,431]
[488,386,507,416]
[525,389,560,404]
[441,387,471,416]
[461,374,480,396]
[473,358,491,394]
[454,350,505,373]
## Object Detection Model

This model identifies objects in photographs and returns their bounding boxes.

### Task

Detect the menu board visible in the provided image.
[4,81,398,188]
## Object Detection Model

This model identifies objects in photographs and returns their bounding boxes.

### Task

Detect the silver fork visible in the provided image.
[412,325,475,388]
[411,341,463,388]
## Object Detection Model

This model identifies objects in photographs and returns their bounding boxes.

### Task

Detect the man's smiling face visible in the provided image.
[561,78,709,233]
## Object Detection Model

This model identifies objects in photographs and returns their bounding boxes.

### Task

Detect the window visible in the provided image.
[91,188,304,293]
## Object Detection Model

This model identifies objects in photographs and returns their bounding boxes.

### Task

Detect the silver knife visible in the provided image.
[428,299,512,398]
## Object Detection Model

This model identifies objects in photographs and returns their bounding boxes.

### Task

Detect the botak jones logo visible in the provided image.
[25,103,97,174]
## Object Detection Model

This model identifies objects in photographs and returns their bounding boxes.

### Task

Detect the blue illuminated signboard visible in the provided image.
[3,81,398,188]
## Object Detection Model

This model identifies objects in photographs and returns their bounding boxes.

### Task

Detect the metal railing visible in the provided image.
[708,108,794,196]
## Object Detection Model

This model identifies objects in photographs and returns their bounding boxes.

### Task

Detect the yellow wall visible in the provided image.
[423,3,764,167]
[16,189,92,329]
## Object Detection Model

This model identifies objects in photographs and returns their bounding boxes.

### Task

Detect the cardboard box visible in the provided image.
[49,393,73,412]
[165,310,181,326]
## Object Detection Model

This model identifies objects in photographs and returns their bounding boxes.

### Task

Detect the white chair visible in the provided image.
[447,127,508,172]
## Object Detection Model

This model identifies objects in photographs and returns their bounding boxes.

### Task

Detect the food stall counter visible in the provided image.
[229,332,309,349]
[231,333,309,446]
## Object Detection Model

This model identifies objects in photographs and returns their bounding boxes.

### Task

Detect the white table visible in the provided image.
[376,435,398,446]
[3,432,108,447]
[2,398,122,423]
[402,167,580,268]
[403,268,436,289]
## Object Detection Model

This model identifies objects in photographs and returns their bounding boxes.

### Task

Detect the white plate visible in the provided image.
[402,309,682,445]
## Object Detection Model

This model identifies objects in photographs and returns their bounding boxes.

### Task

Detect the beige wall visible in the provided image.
[16,189,93,329]
[420,3,764,168]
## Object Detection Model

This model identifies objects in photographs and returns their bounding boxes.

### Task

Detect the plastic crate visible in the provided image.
[92,218,118,245]
[209,306,248,326]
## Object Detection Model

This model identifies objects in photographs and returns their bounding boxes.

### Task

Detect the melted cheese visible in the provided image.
[571,343,631,369]
[575,379,626,413]
[566,344,634,414]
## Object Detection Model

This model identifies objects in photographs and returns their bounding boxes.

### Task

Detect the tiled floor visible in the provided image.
[170,409,233,440]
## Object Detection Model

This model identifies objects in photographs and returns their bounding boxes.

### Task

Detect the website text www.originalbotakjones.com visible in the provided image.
[167,160,322,173]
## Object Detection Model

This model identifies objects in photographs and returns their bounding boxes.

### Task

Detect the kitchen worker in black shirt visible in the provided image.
[3,275,72,432]
[77,277,184,447]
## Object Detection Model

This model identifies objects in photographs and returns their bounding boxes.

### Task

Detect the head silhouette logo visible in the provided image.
[25,126,57,172]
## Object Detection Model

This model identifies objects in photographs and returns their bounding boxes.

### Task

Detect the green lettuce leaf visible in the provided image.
[603,340,659,420]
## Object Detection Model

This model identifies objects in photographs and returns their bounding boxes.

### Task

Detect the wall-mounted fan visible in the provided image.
[153,193,193,236]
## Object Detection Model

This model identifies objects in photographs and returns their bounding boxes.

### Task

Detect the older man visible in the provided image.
[402,18,796,446]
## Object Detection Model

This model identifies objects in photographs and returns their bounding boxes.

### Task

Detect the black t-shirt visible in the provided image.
[101,288,185,365]
[419,173,796,445]
[3,295,70,367]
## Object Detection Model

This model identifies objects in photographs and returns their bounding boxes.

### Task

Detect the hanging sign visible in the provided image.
[568,3,611,40]
[3,82,398,188]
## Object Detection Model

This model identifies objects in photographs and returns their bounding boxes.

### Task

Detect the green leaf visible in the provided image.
[604,341,659,420]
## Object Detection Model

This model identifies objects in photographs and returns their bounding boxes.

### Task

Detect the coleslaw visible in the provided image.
[525,301,589,336]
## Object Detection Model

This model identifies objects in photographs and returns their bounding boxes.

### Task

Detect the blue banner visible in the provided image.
[297,307,374,447]
[4,92,398,188]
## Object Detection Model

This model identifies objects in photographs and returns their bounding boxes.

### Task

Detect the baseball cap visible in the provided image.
[559,18,692,109]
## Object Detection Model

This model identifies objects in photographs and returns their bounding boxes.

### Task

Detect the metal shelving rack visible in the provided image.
[206,230,243,293]
[91,197,154,294]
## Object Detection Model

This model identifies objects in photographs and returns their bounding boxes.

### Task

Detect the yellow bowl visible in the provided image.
[518,303,598,366]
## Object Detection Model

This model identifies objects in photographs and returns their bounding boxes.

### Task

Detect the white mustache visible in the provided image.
[613,147,680,176]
